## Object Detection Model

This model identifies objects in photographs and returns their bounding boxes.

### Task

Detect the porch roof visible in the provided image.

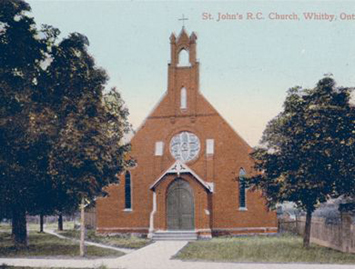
[149,160,213,192]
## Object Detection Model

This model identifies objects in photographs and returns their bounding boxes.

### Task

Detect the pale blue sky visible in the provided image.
[27,1,355,146]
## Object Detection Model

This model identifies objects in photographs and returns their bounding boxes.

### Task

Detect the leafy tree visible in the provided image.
[45,43,132,254]
[42,25,132,257]
[0,0,54,247]
[0,0,131,249]
[250,77,354,247]
[47,35,131,204]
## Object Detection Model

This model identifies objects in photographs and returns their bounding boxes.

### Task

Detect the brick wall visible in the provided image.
[96,28,277,236]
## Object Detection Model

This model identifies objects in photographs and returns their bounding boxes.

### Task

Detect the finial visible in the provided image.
[190,32,197,43]
[170,33,176,43]
[178,14,188,28]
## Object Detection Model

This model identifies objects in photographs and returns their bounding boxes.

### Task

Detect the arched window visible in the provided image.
[178,49,190,67]
[124,171,132,210]
[239,168,246,209]
[180,87,187,110]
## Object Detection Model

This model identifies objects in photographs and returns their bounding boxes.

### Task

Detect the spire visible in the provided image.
[170,33,176,43]
[177,27,189,43]
[190,32,197,43]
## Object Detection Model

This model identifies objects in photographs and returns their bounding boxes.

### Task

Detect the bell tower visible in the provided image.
[168,27,199,120]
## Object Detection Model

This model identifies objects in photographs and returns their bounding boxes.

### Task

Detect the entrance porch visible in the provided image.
[148,161,213,239]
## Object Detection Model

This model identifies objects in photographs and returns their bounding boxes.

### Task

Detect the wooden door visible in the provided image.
[167,179,194,230]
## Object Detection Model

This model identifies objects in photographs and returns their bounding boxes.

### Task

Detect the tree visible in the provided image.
[250,77,355,247]
[0,0,131,249]
[0,0,55,247]
[47,35,131,203]
[46,35,131,256]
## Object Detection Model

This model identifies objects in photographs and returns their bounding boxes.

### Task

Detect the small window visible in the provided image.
[155,141,164,156]
[239,168,246,209]
[206,139,214,155]
[180,87,187,110]
[125,171,132,210]
[177,49,190,67]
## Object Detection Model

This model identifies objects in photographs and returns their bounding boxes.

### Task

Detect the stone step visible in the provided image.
[153,231,197,235]
[152,231,197,241]
[152,234,197,238]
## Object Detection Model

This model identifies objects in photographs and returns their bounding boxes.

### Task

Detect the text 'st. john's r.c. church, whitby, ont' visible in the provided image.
[96,27,277,239]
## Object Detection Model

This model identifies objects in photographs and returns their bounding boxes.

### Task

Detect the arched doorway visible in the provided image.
[167,178,194,230]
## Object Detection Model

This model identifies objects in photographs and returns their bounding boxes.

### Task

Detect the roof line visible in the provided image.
[150,160,213,192]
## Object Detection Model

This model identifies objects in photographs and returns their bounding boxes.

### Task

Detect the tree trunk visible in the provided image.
[80,197,86,257]
[12,208,28,248]
[303,209,312,248]
[58,213,63,231]
[39,214,44,233]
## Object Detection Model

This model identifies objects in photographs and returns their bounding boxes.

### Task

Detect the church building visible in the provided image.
[96,28,277,239]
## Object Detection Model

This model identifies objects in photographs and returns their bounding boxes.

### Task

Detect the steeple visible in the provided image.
[167,27,199,120]
[170,27,198,67]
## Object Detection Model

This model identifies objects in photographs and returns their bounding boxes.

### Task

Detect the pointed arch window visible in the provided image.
[180,87,187,110]
[178,49,190,67]
[239,168,247,209]
[124,171,132,210]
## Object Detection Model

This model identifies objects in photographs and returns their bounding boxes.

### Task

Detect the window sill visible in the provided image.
[239,207,247,211]
[123,208,132,212]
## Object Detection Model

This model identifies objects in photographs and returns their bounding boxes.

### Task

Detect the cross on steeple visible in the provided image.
[178,14,188,28]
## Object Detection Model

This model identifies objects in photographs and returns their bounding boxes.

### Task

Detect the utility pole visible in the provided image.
[80,197,87,257]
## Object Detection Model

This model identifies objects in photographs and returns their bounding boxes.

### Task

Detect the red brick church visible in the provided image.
[96,27,277,239]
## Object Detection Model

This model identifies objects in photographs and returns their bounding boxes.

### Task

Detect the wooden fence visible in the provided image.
[279,213,355,253]
[84,207,96,229]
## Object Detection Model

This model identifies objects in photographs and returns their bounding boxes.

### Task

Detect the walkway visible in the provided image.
[1,240,355,269]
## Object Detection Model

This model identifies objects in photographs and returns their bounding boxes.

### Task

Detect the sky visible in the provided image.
[26,0,355,146]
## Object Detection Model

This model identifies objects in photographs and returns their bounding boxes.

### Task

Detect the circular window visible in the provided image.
[170,131,200,163]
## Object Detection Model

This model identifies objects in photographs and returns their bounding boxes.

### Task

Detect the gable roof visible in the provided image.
[150,160,213,192]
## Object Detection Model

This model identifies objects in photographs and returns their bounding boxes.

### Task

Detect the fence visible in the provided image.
[84,207,96,229]
[25,210,95,230]
[26,214,77,224]
[279,213,355,253]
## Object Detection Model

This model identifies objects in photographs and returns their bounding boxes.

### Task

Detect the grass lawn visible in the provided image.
[0,223,11,232]
[41,221,76,231]
[175,234,355,264]
[59,230,151,249]
[0,231,123,258]
[0,221,75,232]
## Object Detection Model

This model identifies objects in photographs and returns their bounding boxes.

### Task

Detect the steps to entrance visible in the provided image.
[152,231,197,241]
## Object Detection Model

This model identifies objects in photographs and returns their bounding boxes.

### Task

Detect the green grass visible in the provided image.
[0,221,76,232]
[41,221,76,231]
[59,230,151,249]
[175,234,355,264]
[0,223,11,232]
[0,231,123,258]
